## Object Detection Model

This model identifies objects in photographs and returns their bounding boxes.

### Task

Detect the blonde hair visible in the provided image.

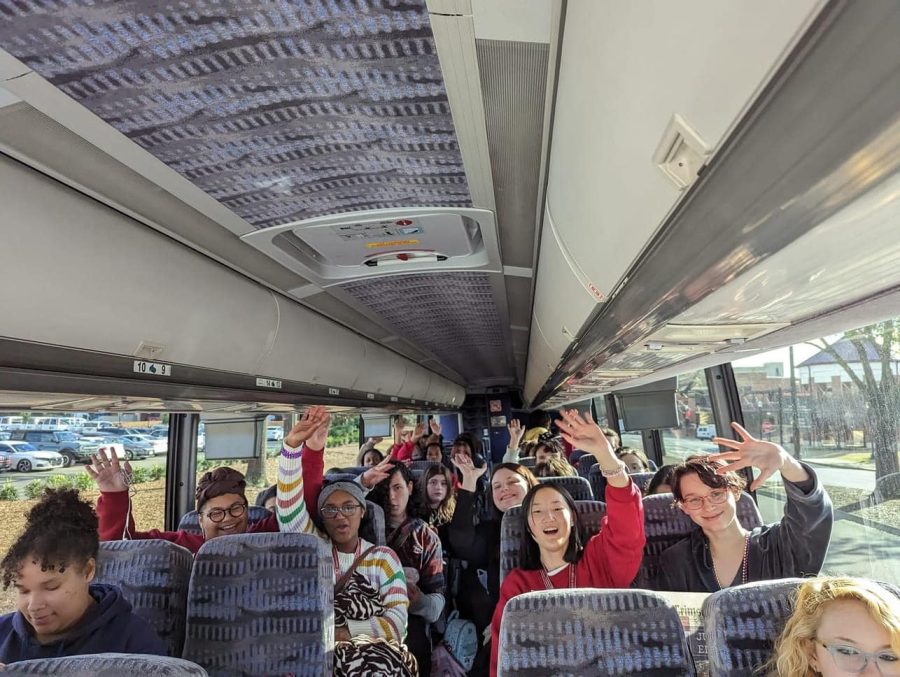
[766,577,900,676]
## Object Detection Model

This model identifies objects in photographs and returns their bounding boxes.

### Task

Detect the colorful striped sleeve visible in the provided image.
[345,546,409,642]
[276,441,313,535]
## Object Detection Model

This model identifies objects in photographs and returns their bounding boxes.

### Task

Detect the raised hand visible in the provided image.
[429,418,442,436]
[85,447,132,493]
[451,452,487,492]
[285,406,330,448]
[361,453,395,489]
[307,414,331,451]
[556,409,616,463]
[709,422,808,491]
[507,418,524,448]
[413,421,426,439]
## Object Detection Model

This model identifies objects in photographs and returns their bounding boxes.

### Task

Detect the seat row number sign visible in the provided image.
[133,360,172,376]
[256,378,282,389]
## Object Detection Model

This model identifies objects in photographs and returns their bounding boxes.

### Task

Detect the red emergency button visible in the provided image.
[395,219,413,226]
[397,253,409,261]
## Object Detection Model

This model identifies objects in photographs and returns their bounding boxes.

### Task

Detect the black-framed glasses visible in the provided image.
[321,503,361,520]
[818,640,900,675]
[679,488,730,511]
[203,502,246,523]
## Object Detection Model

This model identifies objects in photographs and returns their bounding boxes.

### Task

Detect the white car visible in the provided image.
[266,426,284,441]
[0,441,65,472]
[696,424,717,440]
[122,433,167,455]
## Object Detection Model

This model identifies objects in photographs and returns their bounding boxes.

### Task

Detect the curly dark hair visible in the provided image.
[1,488,99,589]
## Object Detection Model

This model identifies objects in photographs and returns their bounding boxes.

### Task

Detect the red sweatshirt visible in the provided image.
[391,440,416,462]
[489,480,645,676]
[95,444,325,555]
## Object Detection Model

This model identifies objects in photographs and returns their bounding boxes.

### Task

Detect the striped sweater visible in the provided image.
[277,442,409,642]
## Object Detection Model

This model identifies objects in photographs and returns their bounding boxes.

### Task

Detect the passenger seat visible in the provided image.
[2,653,208,675]
[182,532,333,676]
[497,589,695,676]
[535,475,593,501]
[95,539,193,657]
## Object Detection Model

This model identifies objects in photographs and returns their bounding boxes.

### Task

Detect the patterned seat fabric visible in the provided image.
[95,540,193,657]
[500,501,607,582]
[703,579,803,677]
[498,589,695,676]
[4,653,208,676]
[535,475,594,501]
[407,460,442,472]
[568,450,588,466]
[177,506,271,534]
[182,533,333,676]
[635,492,763,588]
[628,471,655,495]
[578,455,598,479]
[360,500,386,546]
[518,456,537,468]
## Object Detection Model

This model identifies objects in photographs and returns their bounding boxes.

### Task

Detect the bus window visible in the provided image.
[0,413,169,613]
[732,317,900,584]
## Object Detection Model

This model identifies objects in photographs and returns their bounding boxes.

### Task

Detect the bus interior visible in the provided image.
[0,0,899,674]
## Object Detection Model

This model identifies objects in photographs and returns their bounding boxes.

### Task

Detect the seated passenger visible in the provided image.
[87,409,328,555]
[277,411,415,676]
[425,442,444,464]
[600,426,621,452]
[490,409,645,676]
[644,464,677,495]
[449,433,489,494]
[617,446,650,472]
[522,411,552,443]
[417,463,456,539]
[255,484,277,513]
[370,461,445,676]
[447,458,537,675]
[357,438,385,467]
[655,423,833,592]
[767,577,900,676]
[0,489,165,665]
[533,456,578,478]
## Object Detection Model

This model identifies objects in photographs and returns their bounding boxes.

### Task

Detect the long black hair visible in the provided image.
[518,483,583,570]
[2,488,99,588]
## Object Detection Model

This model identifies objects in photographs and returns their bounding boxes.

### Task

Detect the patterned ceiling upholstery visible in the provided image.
[0,0,471,228]
[341,272,509,380]
[0,1,518,385]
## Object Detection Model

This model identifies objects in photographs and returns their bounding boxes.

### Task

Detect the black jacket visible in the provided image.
[655,463,833,592]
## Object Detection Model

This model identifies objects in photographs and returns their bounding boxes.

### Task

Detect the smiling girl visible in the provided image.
[488,409,646,676]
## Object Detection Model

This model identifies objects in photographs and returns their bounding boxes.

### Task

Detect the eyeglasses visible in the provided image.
[818,641,900,675]
[679,488,730,511]
[321,503,361,520]
[203,502,246,523]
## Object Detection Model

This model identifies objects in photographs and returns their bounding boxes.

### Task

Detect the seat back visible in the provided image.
[95,540,193,657]
[628,471,655,494]
[517,456,536,468]
[567,449,588,466]
[4,653,209,676]
[323,471,361,483]
[497,589,695,676]
[183,533,333,676]
[360,500,386,546]
[407,460,440,472]
[535,475,593,501]
[703,579,802,677]
[578,455,597,479]
[176,506,271,534]
[635,492,763,588]
[588,465,607,501]
[500,501,607,582]
[411,467,425,482]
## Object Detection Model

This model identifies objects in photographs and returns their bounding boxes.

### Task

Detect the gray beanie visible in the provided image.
[317,481,367,512]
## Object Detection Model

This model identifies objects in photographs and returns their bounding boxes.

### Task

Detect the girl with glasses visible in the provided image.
[768,576,900,676]
[276,408,417,677]
[655,422,833,592]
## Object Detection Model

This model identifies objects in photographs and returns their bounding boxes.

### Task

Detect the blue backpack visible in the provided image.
[441,610,478,671]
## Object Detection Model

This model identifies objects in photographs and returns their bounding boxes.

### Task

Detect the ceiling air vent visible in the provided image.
[653,114,710,190]
[242,207,500,288]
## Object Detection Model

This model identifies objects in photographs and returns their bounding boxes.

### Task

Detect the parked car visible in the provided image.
[0,431,11,441]
[0,441,65,472]
[9,430,96,467]
[0,450,10,472]
[695,424,717,440]
[100,435,152,461]
[120,433,166,456]
[266,426,284,442]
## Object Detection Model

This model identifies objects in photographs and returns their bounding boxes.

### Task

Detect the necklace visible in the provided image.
[711,534,750,589]
[539,563,576,590]
[332,540,361,576]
